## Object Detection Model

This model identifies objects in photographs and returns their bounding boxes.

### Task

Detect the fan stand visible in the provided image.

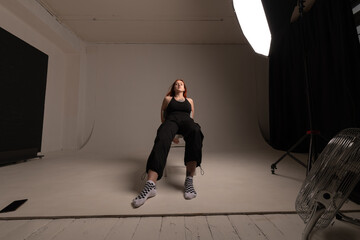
[302,190,360,240]
[302,202,326,240]
[336,212,360,226]
[303,207,360,240]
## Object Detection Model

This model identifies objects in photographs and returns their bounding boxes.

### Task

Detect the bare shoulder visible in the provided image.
[162,96,172,110]
[187,98,194,104]
[164,96,172,103]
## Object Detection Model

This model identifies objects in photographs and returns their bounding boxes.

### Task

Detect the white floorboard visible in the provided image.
[25,219,74,240]
[159,216,186,240]
[248,215,287,240]
[206,215,240,240]
[0,213,359,240]
[50,218,117,240]
[0,219,50,240]
[132,217,162,240]
[264,214,304,239]
[0,220,29,238]
[228,214,267,240]
[104,217,140,240]
[184,216,213,240]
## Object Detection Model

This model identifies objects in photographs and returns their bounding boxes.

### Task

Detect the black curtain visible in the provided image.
[266,0,360,152]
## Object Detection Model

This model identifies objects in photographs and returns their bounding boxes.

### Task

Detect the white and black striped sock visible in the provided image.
[184,176,197,200]
[132,180,156,208]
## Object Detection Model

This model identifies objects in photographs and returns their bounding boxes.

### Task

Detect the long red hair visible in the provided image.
[166,79,187,98]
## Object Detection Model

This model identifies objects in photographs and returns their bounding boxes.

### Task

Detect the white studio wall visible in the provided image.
[0,0,87,153]
[0,0,270,157]
[81,43,270,155]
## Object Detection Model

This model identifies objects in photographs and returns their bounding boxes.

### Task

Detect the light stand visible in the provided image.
[270,0,327,175]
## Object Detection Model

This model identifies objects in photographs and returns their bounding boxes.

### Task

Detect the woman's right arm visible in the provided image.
[161,96,171,123]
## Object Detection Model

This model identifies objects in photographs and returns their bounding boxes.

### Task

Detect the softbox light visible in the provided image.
[233,0,271,56]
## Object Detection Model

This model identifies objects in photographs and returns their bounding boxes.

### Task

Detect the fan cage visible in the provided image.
[295,128,360,229]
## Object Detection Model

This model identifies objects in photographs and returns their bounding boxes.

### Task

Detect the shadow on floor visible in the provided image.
[272,173,305,183]
[163,165,186,192]
[318,225,360,240]
[121,155,147,193]
[123,153,188,194]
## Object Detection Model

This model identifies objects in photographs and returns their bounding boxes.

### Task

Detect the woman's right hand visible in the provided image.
[172,137,180,144]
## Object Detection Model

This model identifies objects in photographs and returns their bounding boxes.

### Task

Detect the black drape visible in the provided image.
[266,0,360,152]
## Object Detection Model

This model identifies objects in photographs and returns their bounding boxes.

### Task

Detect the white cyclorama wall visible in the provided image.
[82,44,270,155]
[0,0,270,156]
[0,1,86,153]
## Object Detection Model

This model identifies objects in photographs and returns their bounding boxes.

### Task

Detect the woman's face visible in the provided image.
[174,80,185,93]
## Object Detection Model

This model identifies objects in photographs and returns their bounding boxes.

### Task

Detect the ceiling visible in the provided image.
[35,0,248,45]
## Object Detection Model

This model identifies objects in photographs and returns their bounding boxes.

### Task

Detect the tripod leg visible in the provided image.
[271,152,290,174]
[288,153,307,167]
[271,134,308,174]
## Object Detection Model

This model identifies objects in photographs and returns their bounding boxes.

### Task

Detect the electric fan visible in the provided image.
[295,128,360,240]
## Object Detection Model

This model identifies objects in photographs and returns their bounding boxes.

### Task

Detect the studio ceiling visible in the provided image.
[35,0,248,45]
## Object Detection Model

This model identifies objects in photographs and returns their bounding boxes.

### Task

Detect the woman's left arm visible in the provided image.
[188,98,195,119]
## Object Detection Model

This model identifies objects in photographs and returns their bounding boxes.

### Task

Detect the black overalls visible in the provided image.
[146,97,204,180]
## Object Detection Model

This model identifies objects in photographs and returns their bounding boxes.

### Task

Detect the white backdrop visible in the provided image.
[0,0,271,157]
[81,43,270,155]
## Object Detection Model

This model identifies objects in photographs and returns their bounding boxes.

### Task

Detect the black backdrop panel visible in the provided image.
[0,27,48,163]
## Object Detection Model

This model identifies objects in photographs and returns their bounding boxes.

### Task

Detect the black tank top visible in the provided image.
[165,97,191,119]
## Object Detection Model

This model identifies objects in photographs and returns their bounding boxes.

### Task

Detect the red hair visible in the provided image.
[166,79,187,98]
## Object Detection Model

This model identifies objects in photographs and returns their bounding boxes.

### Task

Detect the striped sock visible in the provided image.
[184,176,197,200]
[132,180,156,208]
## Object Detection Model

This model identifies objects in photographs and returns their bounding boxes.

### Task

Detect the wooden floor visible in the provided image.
[1,213,360,240]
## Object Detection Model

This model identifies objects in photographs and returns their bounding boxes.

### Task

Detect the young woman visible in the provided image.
[132,79,204,208]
